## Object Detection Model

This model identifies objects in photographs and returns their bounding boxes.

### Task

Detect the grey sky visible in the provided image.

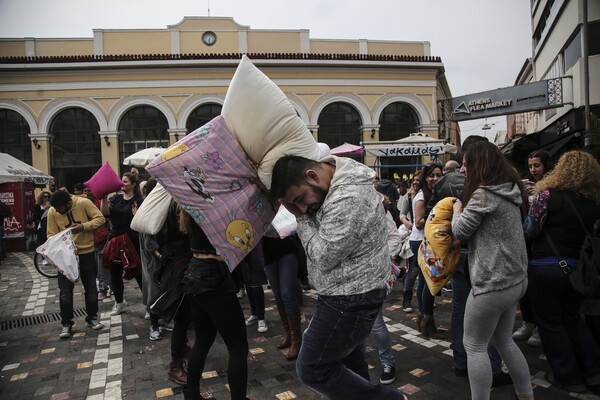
[0,0,533,140]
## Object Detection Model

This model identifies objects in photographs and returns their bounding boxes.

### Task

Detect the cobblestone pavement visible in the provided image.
[0,252,598,399]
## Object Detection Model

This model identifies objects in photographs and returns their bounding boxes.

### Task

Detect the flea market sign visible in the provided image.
[440,78,563,122]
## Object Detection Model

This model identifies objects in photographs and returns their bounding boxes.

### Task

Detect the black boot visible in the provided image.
[402,291,413,313]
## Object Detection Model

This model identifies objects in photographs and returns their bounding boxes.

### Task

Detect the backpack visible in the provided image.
[567,214,600,299]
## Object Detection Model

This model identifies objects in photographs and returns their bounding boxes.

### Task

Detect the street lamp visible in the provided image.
[481,120,495,142]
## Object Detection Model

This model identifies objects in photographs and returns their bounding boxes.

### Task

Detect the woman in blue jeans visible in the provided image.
[523,150,600,394]
[411,163,443,338]
[263,234,303,360]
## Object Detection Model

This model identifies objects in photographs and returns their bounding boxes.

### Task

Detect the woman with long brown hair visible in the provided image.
[100,168,144,316]
[178,208,248,400]
[452,141,533,400]
[523,150,600,393]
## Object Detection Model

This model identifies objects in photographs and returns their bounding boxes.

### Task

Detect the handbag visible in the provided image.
[543,194,600,298]
[36,228,80,282]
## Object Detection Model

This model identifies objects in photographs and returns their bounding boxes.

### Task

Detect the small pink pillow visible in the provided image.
[84,162,123,198]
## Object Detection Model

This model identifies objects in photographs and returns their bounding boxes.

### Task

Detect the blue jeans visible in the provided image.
[528,261,600,387]
[96,250,110,293]
[263,253,300,313]
[371,309,395,367]
[296,288,400,399]
[58,252,98,325]
[451,250,502,373]
[403,240,422,296]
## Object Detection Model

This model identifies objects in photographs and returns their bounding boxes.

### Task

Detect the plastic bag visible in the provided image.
[36,228,79,282]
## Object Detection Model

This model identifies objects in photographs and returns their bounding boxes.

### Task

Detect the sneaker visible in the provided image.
[59,324,73,339]
[257,320,268,333]
[236,287,245,299]
[144,311,150,320]
[380,364,396,385]
[87,318,104,330]
[245,315,259,326]
[111,300,127,316]
[513,322,535,340]
[149,326,162,341]
[442,282,453,293]
[163,321,174,332]
[527,327,542,347]
[97,291,107,301]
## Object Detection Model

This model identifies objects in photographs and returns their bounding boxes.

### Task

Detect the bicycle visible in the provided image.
[33,252,59,278]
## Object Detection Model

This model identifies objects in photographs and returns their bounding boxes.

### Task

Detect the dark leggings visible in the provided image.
[109,264,142,303]
[172,297,192,358]
[186,292,248,399]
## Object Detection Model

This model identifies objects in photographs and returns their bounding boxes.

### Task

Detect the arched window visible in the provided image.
[49,107,101,191]
[186,103,222,134]
[317,102,362,150]
[118,106,169,176]
[0,109,32,166]
[378,102,421,175]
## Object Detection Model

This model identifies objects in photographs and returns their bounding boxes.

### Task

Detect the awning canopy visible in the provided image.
[330,142,364,156]
[362,133,457,157]
[0,153,53,186]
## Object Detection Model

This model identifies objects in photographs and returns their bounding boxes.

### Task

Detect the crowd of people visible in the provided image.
[24,139,600,400]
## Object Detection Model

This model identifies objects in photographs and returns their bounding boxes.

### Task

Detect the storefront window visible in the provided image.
[317,102,362,149]
[186,103,222,134]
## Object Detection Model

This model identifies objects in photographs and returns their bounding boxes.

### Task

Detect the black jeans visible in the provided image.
[184,258,248,399]
[58,252,98,325]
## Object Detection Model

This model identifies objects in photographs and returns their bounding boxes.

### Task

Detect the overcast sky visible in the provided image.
[0,0,533,142]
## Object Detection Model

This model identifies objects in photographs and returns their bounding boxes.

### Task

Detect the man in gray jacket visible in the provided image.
[270,155,404,400]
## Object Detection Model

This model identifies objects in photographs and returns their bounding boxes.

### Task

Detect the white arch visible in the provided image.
[310,93,372,126]
[0,100,39,134]
[108,96,177,131]
[285,94,311,126]
[177,95,225,130]
[371,94,432,127]
[38,98,108,133]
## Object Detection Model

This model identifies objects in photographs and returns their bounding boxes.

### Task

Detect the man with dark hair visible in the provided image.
[48,190,106,338]
[72,183,86,197]
[376,170,400,226]
[270,155,405,400]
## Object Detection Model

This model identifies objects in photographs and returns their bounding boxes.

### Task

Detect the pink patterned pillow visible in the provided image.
[84,162,123,199]
[146,116,276,270]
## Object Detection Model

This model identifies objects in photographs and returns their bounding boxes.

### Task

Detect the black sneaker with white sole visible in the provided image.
[380,364,396,384]
[86,318,104,330]
[59,324,73,339]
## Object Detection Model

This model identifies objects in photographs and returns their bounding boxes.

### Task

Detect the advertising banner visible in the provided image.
[440,78,564,122]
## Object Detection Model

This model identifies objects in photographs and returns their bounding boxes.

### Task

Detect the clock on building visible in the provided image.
[202,31,217,46]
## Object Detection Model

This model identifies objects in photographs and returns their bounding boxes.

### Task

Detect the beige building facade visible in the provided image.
[0,17,452,189]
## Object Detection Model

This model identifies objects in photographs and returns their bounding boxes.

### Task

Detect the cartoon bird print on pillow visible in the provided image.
[226,219,254,253]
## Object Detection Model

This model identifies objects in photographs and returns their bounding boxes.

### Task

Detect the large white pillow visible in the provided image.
[221,55,329,188]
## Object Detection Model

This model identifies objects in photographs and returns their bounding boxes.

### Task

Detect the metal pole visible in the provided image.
[583,0,590,135]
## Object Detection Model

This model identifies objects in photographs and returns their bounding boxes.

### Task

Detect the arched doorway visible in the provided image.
[317,102,362,160]
[49,107,101,191]
[378,102,421,176]
[0,109,32,166]
[186,103,222,134]
[118,106,169,178]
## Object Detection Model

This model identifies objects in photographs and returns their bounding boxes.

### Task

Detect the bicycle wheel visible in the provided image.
[33,252,59,278]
